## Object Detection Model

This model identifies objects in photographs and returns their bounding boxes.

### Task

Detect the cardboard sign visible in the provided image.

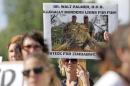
[43,3,118,59]
[0,62,24,86]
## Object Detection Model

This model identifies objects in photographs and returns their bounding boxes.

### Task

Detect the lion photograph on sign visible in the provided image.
[51,14,108,52]
[43,3,117,59]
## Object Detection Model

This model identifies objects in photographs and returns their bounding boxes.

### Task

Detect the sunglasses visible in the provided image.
[23,67,43,77]
[64,59,77,63]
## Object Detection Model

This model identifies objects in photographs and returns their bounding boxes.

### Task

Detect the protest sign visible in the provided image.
[43,3,118,59]
[0,62,24,86]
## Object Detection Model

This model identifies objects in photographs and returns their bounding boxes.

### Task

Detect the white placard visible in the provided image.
[43,3,118,59]
[0,62,24,86]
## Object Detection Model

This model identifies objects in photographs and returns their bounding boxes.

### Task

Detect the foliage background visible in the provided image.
[0,0,99,81]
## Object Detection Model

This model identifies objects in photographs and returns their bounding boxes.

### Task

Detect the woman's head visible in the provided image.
[59,59,78,76]
[97,25,130,73]
[8,35,23,61]
[23,52,60,86]
[20,31,48,59]
[110,25,130,66]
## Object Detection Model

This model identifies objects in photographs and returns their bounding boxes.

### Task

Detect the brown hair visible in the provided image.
[8,35,23,49]
[8,35,23,61]
[20,31,49,54]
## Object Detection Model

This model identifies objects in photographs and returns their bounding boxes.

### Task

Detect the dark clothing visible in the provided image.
[61,78,94,86]
[88,22,95,37]
[61,79,78,86]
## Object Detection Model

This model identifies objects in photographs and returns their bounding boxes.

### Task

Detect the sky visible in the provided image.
[0,0,7,31]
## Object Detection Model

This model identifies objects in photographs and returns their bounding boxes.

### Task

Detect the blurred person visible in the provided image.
[96,47,113,75]
[8,35,23,61]
[63,15,79,43]
[23,52,61,86]
[95,25,130,86]
[19,31,48,59]
[62,15,78,42]
[59,58,93,86]
[83,15,95,38]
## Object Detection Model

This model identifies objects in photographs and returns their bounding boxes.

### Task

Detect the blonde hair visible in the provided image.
[24,52,61,86]
[58,59,66,76]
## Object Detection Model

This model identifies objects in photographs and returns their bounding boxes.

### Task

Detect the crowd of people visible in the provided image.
[6,31,91,86]
[2,17,130,86]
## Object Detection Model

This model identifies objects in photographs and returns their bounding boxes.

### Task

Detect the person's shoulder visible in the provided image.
[94,71,124,86]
